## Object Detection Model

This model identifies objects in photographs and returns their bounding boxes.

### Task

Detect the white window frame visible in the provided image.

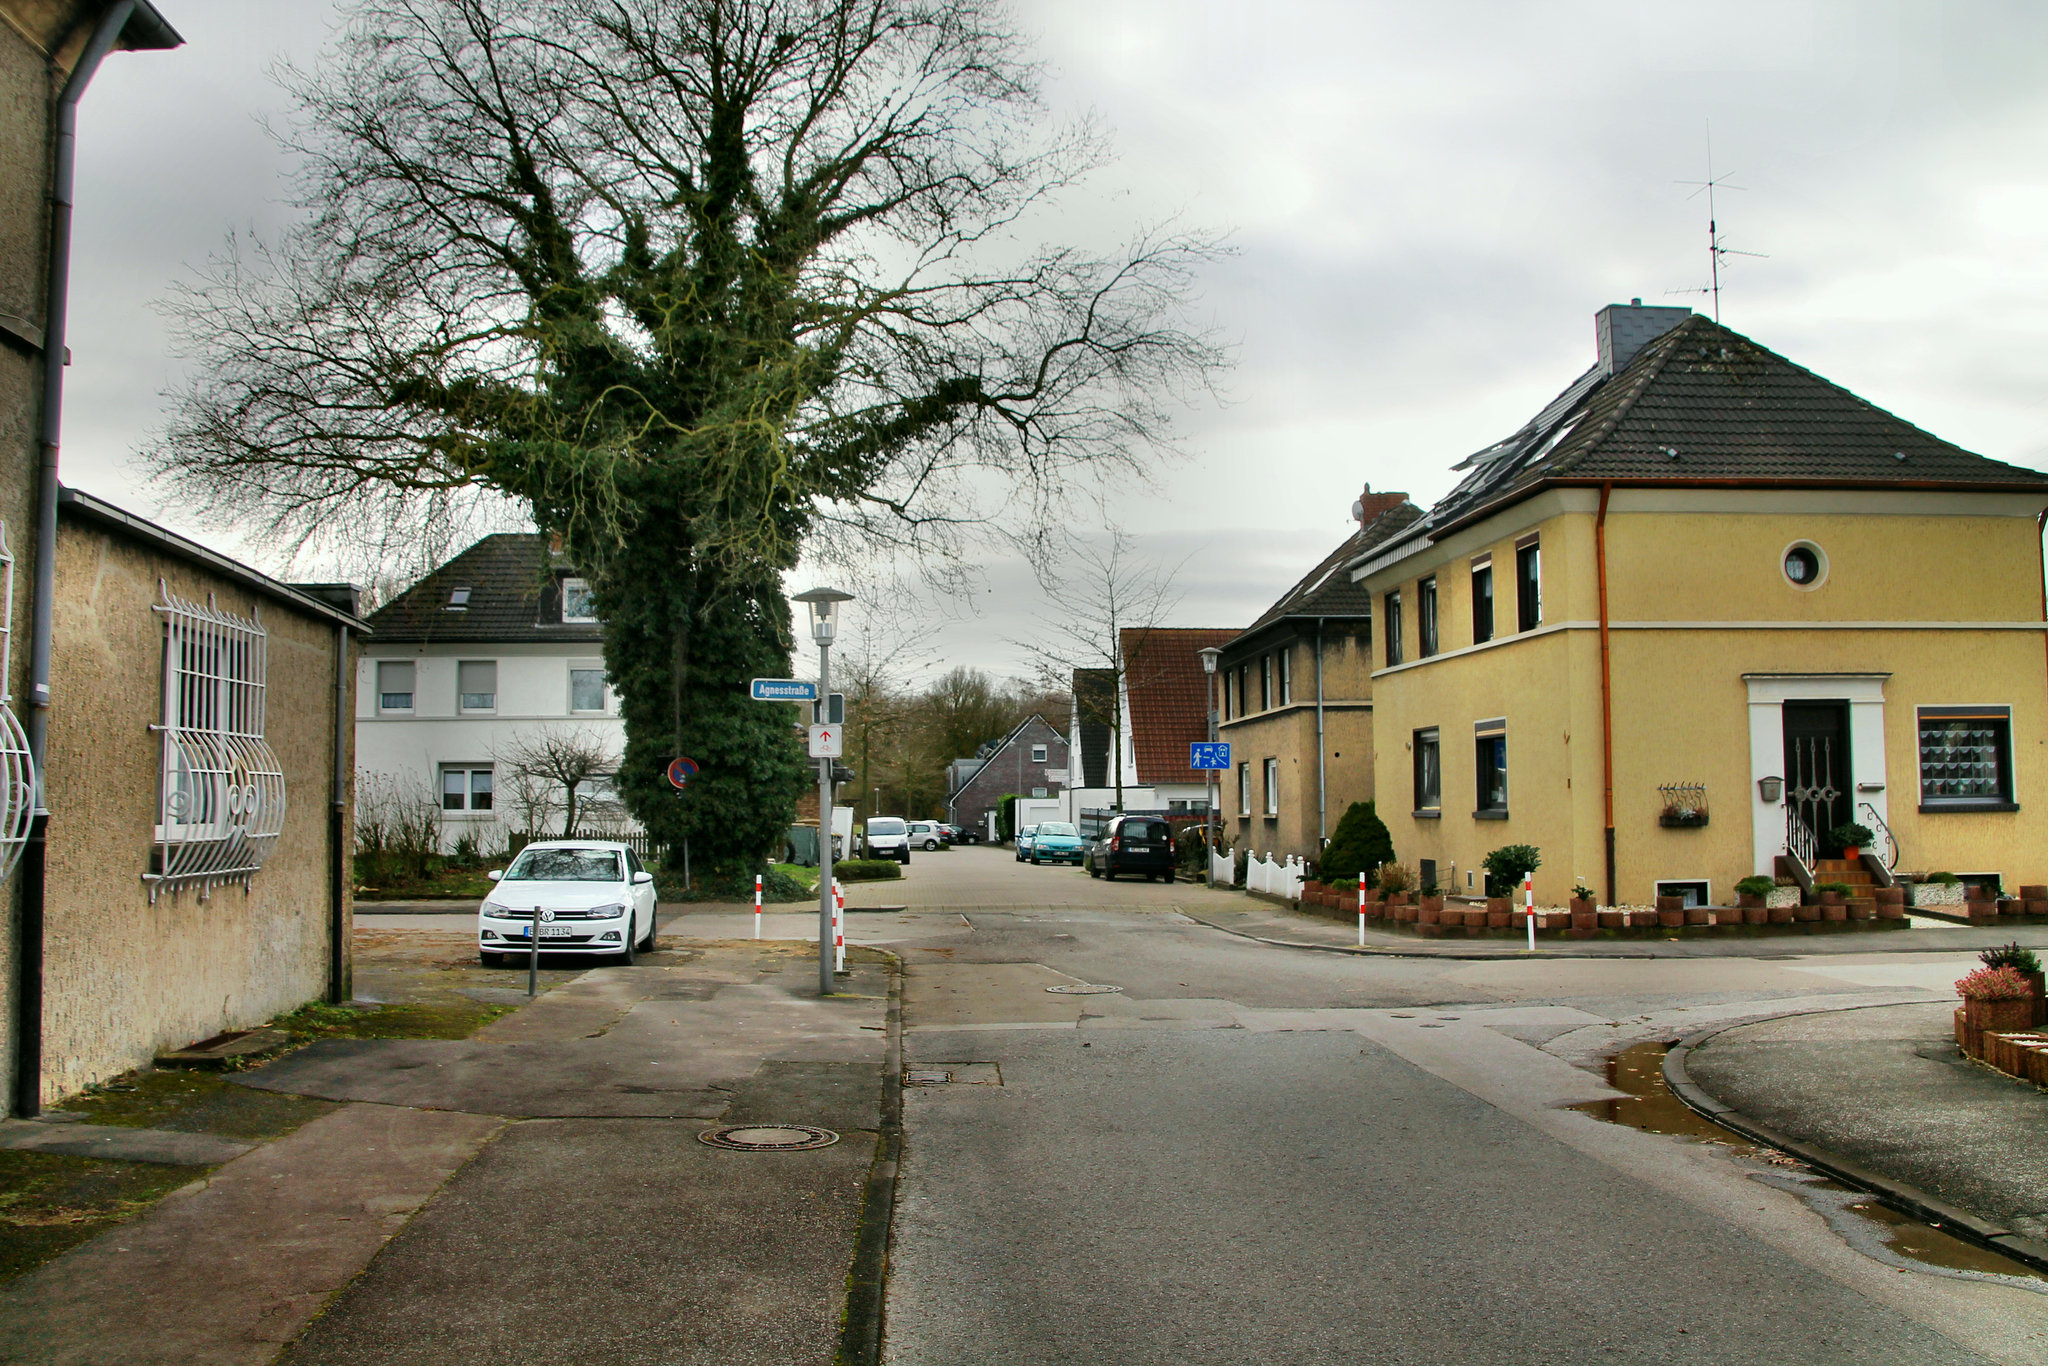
[377,659,416,714]
[1238,761,1251,816]
[150,583,286,901]
[0,522,34,883]
[1278,648,1292,705]
[562,577,598,623]
[1031,743,1048,763]
[568,661,609,714]
[440,764,496,815]
[458,659,498,713]
[1264,757,1280,816]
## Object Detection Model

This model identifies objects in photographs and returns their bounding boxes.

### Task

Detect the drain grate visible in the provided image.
[698,1124,839,1152]
[904,1068,954,1086]
[904,1062,1003,1086]
[1046,984,1122,995]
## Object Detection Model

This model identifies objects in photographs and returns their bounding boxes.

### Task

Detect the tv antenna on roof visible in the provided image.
[1668,125,1766,322]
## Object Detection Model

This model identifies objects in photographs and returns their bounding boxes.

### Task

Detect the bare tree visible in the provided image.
[1018,527,1183,813]
[146,0,1226,875]
[496,727,620,839]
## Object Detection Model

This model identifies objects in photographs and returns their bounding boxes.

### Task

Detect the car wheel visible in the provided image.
[617,929,637,966]
[638,911,656,951]
[900,850,911,865]
[1103,868,1115,881]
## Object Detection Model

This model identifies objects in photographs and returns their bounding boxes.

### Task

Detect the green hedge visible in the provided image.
[834,859,904,882]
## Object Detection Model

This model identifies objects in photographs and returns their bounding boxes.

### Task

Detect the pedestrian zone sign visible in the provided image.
[752,678,818,702]
[808,725,843,758]
[1190,741,1230,770]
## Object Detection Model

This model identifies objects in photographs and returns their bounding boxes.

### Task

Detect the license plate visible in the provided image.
[518,925,576,939]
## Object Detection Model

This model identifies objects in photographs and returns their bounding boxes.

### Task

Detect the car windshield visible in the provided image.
[504,847,623,882]
[868,819,906,835]
[1124,821,1170,840]
[1039,823,1077,836]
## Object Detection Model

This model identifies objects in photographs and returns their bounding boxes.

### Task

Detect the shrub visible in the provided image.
[1956,965,2031,1001]
[1924,870,1961,885]
[835,859,903,883]
[1828,822,1874,849]
[1481,844,1542,897]
[1319,801,1395,883]
[1813,881,1853,897]
[1734,875,1777,898]
[1980,942,2043,975]
[1374,861,1413,894]
[996,794,1019,842]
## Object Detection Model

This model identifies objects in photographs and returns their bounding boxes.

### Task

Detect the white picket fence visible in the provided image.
[1216,848,1305,900]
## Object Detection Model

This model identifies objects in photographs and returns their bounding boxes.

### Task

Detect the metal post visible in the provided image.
[818,636,835,996]
[1524,874,1536,952]
[1357,871,1366,946]
[754,872,762,938]
[527,906,540,997]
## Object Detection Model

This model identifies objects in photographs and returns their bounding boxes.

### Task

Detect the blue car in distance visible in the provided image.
[1029,821,1085,865]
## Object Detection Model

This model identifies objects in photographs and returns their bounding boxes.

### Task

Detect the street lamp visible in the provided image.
[1198,647,1221,881]
[795,586,855,996]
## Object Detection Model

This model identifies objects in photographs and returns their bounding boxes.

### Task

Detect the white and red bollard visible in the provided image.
[1524,873,1536,951]
[833,879,846,973]
[754,872,763,939]
[1358,870,1368,945]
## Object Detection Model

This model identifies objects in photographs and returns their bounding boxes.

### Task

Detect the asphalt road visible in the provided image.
[868,848,2048,1365]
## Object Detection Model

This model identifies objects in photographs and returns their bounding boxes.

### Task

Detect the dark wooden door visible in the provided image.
[1783,701,1852,857]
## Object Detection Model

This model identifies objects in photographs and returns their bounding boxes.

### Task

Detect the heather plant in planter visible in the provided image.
[1982,943,2047,1026]
[1957,965,2035,1032]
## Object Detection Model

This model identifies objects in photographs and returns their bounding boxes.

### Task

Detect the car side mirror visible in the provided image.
[632,870,654,885]
[487,869,503,882]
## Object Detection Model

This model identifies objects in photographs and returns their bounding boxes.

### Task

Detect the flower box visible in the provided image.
[1745,906,1770,925]
[1821,903,1848,922]
[1794,903,1821,922]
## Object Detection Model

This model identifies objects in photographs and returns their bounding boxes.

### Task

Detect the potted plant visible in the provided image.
[1376,861,1413,907]
[1734,875,1774,909]
[1418,881,1444,919]
[1814,881,1851,904]
[1956,964,2035,1033]
[1828,822,1874,860]
[1980,943,2046,1026]
[1569,881,1596,917]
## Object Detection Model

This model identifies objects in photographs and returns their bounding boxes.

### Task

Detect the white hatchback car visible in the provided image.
[477,840,658,966]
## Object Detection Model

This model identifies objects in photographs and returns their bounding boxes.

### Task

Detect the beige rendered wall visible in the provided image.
[1217,628,1376,863]
[38,518,351,1102]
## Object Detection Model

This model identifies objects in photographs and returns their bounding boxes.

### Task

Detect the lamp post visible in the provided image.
[795,586,855,996]
[1198,646,1221,880]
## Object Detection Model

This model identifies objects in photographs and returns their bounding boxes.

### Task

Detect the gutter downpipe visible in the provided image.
[1596,483,1617,911]
[16,0,137,1119]
[1315,619,1328,849]
[2037,508,2048,710]
[328,625,350,1004]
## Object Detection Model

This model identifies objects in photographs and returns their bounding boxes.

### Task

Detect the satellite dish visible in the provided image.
[1350,499,1365,522]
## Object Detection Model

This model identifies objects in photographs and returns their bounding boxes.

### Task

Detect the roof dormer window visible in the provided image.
[445,586,471,611]
[562,577,597,624]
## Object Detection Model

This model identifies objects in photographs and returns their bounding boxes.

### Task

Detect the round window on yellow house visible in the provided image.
[1782,541,1827,589]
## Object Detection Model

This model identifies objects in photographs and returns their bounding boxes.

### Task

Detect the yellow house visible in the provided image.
[1216,489,1420,862]
[1358,302,2048,907]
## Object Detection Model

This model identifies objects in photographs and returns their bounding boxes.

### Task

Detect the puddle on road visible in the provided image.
[1573,1042,2048,1291]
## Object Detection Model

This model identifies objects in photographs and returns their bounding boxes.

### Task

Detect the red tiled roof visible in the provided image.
[1122,627,1237,785]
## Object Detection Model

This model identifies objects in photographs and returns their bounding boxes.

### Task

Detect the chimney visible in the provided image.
[1351,484,1408,527]
[1595,300,1691,376]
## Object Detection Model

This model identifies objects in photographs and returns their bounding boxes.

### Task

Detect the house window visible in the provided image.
[1237,665,1249,720]
[441,765,495,812]
[377,660,415,712]
[1264,758,1279,816]
[445,586,471,611]
[1471,557,1493,644]
[1918,707,2015,809]
[1384,591,1403,666]
[1032,744,1048,763]
[1418,576,1438,657]
[1475,722,1507,816]
[150,586,285,899]
[1413,728,1441,811]
[1238,762,1251,816]
[1260,656,1271,710]
[1031,786,1047,798]
[1516,537,1541,632]
[1655,880,1711,908]
[458,660,497,712]
[562,577,598,623]
[570,665,607,713]
[1223,669,1233,720]
[1279,648,1292,704]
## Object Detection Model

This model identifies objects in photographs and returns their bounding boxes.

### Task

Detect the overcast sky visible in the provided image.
[55,0,2048,683]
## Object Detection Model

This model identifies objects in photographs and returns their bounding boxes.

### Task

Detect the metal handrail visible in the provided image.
[1785,804,1817,874]
[1859,802,1899,872]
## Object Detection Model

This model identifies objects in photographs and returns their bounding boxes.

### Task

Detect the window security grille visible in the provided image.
[0,523,35,883]
[149,584,286,901]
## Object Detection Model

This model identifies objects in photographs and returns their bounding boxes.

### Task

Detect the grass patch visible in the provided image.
[272,999,514,1042]
[55,1070,335,1142]
[773,862,819,890]
[0,1150,210,1285]
[354,865,496,901]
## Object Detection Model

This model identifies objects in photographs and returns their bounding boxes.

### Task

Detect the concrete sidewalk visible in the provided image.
[0,939,891,1366]
[1676,1001,2048,1267]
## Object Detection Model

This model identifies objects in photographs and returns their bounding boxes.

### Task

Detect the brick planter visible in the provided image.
[1629,909,1659,929]
[1999,897,2027,917]
[1486,909,1511,929]
[1542,911,1572,930]
[1768,906,1794,925]
[1794,903,1821,922]
[1966,900,1999,922]
[1597,910,1624,929]
[1875,902,1905,920]
[1744,906,1769,925]
[1420,895,1444,921]
[1821,903,1848,922]
[1684,906,1711,926]
[2023,884,2048,900]
[1846,899,1874,920]
[2027,900,2048,918]
[1571,907,1597,931]
[1964,998,2034,1032]
[1417,900,1439,925]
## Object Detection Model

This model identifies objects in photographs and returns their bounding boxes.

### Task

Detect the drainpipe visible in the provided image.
[328,625,350,1004]
[1314,619,1328,848]
[15,0,138,1120]
[1596,483,1617,910]
[2037,507,2048,713]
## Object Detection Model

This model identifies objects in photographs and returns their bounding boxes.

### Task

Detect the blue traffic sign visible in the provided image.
[1190,741,1231,770]
[750,678,819,702]
[666,755,700,789]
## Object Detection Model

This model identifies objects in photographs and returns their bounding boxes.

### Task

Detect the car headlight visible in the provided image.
[590,902,628,919]
[482,903,524,919]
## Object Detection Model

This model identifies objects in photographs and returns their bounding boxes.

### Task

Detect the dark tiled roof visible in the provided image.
[1413,315,2048,543]
[1234,502,1425,646]
[366,533,603,644]
[1122,627,1237,786]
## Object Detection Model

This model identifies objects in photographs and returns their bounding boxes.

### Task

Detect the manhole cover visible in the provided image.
[1046,984,1122,995]
[905,1068,954,1086]
[697,1125,839,1152]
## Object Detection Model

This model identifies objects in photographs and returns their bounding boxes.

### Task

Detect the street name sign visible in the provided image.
[751,678,819,702]
[1190,741,1231,770]
[808,725,843,758]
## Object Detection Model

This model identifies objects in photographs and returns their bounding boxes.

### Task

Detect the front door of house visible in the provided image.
[1783,701,1852,858]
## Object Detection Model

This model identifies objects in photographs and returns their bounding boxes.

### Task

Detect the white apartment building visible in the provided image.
[356,534,635,854]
